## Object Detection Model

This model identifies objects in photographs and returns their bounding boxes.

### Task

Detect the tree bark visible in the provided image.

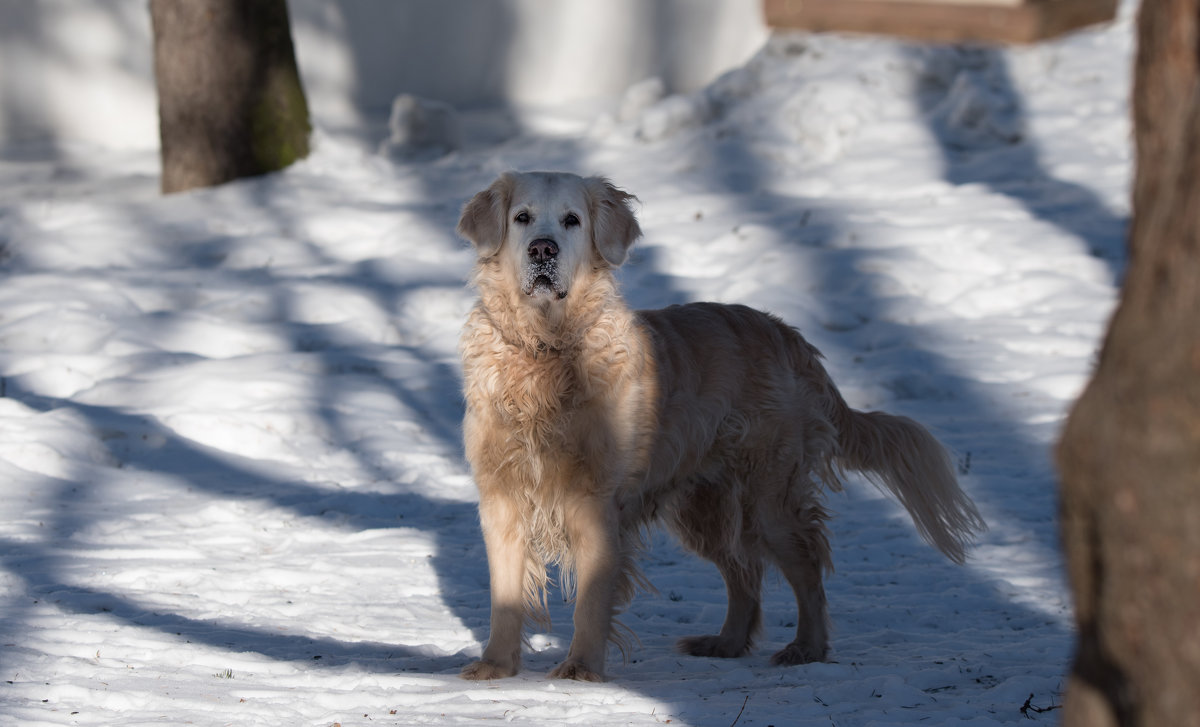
[150,0,311,194]
[1057,0,1200,725]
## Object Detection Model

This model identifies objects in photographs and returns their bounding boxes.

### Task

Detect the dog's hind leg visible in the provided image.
[677,551,765,658]
[762,499,833,665]
[667,478,765,659]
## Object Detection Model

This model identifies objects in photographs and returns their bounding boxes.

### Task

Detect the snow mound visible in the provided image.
[378,94,461,161]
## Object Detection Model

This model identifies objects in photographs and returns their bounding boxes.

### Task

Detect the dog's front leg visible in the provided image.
[548,494,620,682]
[462,493,528,680]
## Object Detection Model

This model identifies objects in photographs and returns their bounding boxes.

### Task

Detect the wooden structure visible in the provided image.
[763,0,1119,44]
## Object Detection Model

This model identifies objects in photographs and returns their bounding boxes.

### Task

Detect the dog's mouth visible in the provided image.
[522,263,568,299]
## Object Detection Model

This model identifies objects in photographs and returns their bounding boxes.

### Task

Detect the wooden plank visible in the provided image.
[763,0,1119,44]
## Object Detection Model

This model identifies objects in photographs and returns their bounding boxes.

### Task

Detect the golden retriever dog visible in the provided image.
[456,171,986,682]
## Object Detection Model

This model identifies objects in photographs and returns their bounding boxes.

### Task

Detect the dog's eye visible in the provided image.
[514,211,531,225]
[563,213,580,228]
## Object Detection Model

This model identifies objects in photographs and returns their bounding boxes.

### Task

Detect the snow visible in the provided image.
[0,1,1136,724]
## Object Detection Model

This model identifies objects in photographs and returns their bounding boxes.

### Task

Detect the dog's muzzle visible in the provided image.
[522,238,567,299]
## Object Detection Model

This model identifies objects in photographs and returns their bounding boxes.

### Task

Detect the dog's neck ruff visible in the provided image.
[480,304,571,359]
[471,261,629,362]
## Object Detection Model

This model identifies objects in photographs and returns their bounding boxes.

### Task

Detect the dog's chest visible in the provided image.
[467,345,621,487]
[490,350,594,430]
[461,305,647,497]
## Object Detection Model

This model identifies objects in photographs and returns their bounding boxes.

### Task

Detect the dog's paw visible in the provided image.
[460,658,519,680]
[547,658,605,682]
[769,641,828,666]
[676,634,750,659]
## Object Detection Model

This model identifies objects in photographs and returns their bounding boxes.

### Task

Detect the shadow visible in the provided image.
[288,0,764,127]
[0,3,159,206]
[0,1,154,151]
[311,1,519,115]
[0,369,483,675]
[564,37,1088,725]
[0,2,57,149]
[0,133,511,679]
[0,3,608,705]
[909,45,1128,280]
[1,537,466,673]
[0,13,1118,726]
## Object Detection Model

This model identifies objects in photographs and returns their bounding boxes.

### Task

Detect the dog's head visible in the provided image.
[457,171,641,302]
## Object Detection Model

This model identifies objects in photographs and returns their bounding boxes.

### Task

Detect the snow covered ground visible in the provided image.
[0,4,1134,725]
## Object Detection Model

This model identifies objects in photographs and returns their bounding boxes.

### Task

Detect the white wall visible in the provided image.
[0,0,768,150]
[0,0,158,150]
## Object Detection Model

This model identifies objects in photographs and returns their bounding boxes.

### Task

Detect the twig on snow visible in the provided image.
[729,694,750,727]
[1021,693,1062,719]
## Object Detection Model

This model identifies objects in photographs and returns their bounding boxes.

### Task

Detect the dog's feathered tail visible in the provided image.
[834,408,986,564]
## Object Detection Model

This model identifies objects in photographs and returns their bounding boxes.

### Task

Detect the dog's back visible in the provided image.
[634,301,984,562]
[635,302,843,489]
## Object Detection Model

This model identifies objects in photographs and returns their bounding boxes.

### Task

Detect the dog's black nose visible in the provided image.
[528,238,559,263]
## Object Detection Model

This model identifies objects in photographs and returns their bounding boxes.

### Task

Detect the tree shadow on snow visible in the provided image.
[0,36,1120,726]
[0,365,477,675]
[0,173,492,678]
[565,51,1096,725]
[909,45,1128,281]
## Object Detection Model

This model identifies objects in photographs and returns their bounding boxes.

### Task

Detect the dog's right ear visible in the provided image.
[457,173,514,258]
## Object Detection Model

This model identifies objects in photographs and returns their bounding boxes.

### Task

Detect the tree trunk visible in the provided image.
[1057,0,1200,724]
[150,0,311,194]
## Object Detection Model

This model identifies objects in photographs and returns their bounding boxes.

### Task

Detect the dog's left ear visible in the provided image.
[586,177,641,267]
[457,173,515,258]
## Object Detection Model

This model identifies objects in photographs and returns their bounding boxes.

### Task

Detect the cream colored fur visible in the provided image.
[457,171,986,682]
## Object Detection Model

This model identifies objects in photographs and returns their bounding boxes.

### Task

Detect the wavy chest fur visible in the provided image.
[462,307,635,481]
[460,278,656,561]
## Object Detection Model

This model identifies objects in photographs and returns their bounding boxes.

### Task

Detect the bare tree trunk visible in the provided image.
[150,0,310,194]
[1057,0,1200,724]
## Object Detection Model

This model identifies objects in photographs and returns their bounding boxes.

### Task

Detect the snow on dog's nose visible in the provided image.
[523,237,567,299]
